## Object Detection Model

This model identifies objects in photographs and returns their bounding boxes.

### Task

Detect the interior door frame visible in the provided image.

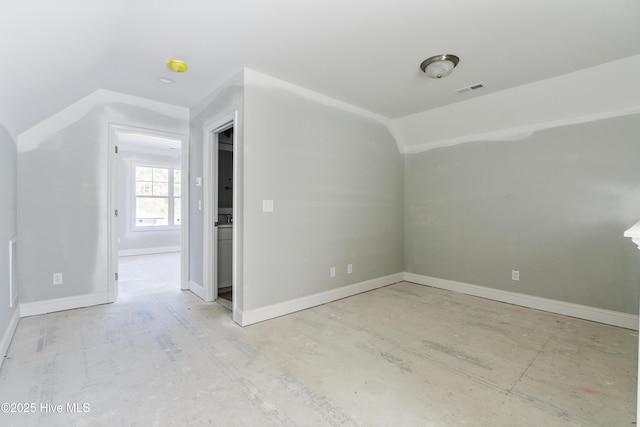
[107,124,190,302]
[202,112,240,319]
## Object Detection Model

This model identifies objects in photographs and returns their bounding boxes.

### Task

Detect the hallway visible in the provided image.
[117,252,181,299]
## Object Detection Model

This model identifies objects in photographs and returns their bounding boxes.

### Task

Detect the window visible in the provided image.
[134,165,181,228]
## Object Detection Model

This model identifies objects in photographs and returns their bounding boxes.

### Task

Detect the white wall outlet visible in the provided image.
[512,270,520,281]
[347,264,353,274]
[262,200,274,212]
[330,267,336,278]
[53,273,63,285]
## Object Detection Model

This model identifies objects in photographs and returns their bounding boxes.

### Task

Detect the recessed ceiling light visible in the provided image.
[168,59,188,73]
[157,76,174,84]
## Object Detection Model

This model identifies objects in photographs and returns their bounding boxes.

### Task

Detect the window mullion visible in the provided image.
[168,167,175,225]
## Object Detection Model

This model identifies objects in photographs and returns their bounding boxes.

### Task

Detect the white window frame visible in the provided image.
[131,162,182,231]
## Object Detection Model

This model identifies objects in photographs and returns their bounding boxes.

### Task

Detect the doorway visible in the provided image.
[216,127,234,308]
[201,112,242,322]
[108,125,189,302]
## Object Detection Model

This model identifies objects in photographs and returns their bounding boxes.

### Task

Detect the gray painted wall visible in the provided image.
[117,148,181,252]
[0,123,18,346]
[242,82,404,310]
[18,103,188,303]
[405,114,640,314]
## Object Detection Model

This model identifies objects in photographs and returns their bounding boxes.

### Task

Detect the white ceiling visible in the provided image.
[1,0,639,135]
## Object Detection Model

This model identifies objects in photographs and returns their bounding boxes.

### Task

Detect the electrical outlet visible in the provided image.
[511,270,520,281]
[330,267,336,278]
[53,273,63,285]
[262,200,274,212]
[347,264,353,274]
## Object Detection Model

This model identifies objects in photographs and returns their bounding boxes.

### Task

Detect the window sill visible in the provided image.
[132,226,181,232]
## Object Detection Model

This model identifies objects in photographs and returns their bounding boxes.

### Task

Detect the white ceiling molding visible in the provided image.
[243,69,406,152]
[18,90,189,151]
[190,71,246,119]
[402,106,640,154]
[397,55,640,154]
[624,220,640,251]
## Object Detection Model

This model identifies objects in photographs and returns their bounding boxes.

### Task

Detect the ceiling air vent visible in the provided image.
[454,82,486,94]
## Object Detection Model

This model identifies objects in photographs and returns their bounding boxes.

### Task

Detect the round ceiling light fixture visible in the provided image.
[420,54,459,79]
[167,59,189,73]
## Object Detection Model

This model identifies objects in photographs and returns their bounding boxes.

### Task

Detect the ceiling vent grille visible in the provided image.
[455,82,486,94]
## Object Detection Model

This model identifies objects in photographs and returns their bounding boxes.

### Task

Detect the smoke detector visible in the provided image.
[167,60,189,73]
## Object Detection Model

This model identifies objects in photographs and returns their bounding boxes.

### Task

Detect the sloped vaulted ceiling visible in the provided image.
[1,0,639,143]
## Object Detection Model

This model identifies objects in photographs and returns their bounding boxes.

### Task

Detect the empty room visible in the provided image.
[1,1,640,425]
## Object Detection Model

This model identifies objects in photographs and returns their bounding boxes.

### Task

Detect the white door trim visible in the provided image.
[202,125,218,302]
[230,110,242,323]
[181,133,190,291]
[202,112,241,323]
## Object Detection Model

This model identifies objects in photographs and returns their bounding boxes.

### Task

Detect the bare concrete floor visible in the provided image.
[0,253,637,426]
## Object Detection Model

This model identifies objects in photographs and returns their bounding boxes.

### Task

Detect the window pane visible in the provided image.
[153,168,168,182]
[133,166,180,228]
[136,166,152,181]
[174,197,181,225]
[136,182,152,196]
[153,182,168,196]
[173,169,181,197]
[136,197,168,226]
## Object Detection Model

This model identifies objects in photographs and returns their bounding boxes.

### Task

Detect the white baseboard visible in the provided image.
[236,273,404,326]
[20,293,110,318]
[118,246,180,257]
[15,272,634,332]
[404,272,639,330]
[0,308,20,368]
[188,280,206,301]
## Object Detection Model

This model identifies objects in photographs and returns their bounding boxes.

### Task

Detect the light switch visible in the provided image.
[195,177,202,187]
[262,200,274,212]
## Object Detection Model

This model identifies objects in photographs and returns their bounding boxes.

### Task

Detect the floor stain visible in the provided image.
[137,310,156,323]
[468,321,511,336]
[155,333,182,361]
[577,386,600,396]
[357,342,412,373]
[422,339,492,370]
[36,325,56,352]
[278,374,356,426]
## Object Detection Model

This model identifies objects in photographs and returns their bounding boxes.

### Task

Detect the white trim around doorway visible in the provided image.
[201,111,242,323]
